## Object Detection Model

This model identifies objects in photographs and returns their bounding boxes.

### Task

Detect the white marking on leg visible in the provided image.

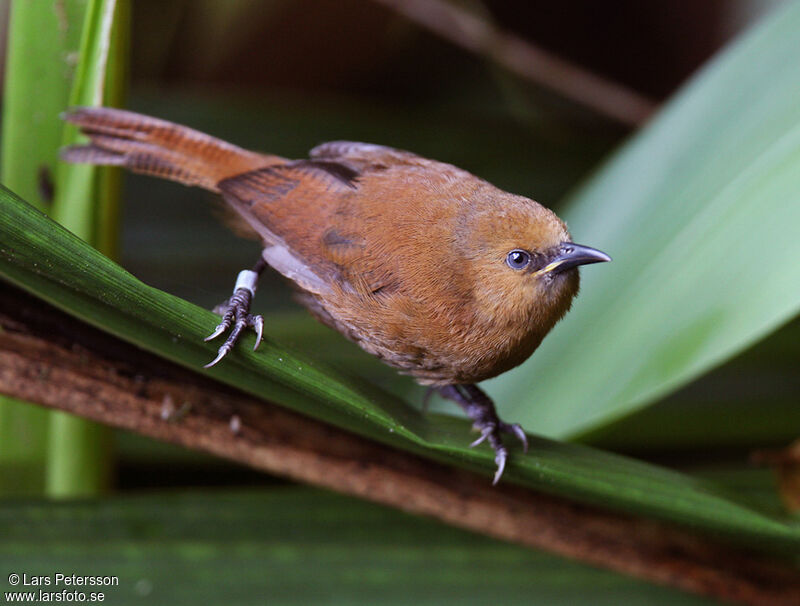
[234,269,259,295]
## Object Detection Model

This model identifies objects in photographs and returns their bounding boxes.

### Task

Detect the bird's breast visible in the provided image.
[301,278,548,386]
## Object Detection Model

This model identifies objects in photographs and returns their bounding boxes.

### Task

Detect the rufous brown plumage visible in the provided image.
[61,106,610,483]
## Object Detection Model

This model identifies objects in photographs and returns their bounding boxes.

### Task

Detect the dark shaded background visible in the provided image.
[130,0,768,100]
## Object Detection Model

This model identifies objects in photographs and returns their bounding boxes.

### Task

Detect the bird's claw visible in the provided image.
[468,421,528,483]
[502,421,529,453]
[469,426,491,448]
[469,421,528,451]
[434,384,528,485]
[204,287,264,368]
[493,450,507,486]
[252,314,264,351]
[204,318,230,342]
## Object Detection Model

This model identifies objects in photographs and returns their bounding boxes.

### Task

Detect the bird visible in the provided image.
[60,106,610,484]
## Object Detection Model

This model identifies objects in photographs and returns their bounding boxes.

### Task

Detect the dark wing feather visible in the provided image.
[309,141,426,172]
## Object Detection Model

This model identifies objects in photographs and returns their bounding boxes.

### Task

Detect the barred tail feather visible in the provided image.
[60,107,285,192]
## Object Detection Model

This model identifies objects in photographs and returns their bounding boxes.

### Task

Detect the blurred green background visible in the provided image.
[0,1,798,604]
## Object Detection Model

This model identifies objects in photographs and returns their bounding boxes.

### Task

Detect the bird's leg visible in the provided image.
[204,257,267,368]
[437,384,529,485]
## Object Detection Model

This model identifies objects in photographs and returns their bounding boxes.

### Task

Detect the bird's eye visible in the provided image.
[506,249,531,270]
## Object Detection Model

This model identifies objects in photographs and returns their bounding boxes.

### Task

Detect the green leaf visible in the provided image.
[585,318,800,453]
[46,0,129,498]
[52,0,125,239]
[2,186,799,555]
[487,2,800,438]
[0,489,715,605]
[0,0,88,209]
[0,0,91,495]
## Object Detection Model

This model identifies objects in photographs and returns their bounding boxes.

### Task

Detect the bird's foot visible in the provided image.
[204,269,264,368]
[437,384,528,485]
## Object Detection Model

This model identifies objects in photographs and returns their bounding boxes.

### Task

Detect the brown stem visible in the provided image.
[371,0,656,126]
[0,284,798,606]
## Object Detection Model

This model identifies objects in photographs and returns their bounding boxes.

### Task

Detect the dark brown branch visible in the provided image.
[0,284,798,606]
[371,0,657,126]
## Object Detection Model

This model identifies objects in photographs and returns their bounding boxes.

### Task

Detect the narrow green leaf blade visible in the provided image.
[488,2,800,438]
[0,0,90,495]
[46,0,129,498]
[0,0,88,208]
[52,0,123,239]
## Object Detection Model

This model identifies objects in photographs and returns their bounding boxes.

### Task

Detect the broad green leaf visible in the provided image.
[2,187,799,555]
[0,489,714,605]
[586,318,800,453]
[487,2,800,438]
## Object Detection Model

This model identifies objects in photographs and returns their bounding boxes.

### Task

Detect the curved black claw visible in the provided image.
[204,287,264,368]
[437,384,529,485]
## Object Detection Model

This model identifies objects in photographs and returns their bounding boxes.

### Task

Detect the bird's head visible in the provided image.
[463,190,610,332]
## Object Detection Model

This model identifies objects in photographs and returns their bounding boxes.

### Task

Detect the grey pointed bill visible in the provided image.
[538,242,612,276]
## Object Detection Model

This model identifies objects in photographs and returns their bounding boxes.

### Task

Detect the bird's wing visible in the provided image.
[219,143,460,301]
[218,158,386,296]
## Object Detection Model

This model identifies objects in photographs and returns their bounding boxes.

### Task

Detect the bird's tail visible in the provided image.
[60,107,286,192]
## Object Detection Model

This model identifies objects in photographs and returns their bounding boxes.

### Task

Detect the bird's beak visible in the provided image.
[535,243,611,276]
